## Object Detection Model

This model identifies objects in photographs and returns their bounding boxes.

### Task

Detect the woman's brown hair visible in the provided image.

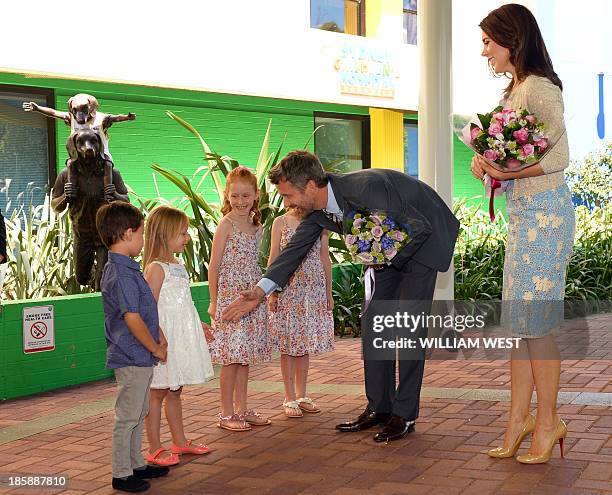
[480,3,562,97]
[143,205,190,268]
[221,166,261,226]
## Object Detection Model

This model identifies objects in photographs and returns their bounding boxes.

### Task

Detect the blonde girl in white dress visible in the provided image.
[143,206,214,466]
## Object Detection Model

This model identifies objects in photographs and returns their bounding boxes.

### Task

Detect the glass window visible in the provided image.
[404,120,418,177]
[0,87,55,215]
[311,0,364,36]
[315,114,369,173]
[403,0,417,45]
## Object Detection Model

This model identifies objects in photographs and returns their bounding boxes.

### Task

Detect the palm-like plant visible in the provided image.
[151,112,348,281]
[2,193,93,300]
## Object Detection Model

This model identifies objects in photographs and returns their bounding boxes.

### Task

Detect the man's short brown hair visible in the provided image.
[268,150,328,191]
[96,201,143,248]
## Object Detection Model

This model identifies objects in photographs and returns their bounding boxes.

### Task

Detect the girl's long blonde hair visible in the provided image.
[143,205,189,268]
[220,166,261,226]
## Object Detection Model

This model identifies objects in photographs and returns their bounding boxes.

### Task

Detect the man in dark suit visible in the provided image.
[223,150,459,442]
[0,209,7,265]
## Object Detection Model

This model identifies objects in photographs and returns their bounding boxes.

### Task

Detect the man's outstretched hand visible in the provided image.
[222,287,265,322]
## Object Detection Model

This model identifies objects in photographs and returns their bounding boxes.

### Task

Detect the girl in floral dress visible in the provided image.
[268,206,334,418]
[208,166,271,431]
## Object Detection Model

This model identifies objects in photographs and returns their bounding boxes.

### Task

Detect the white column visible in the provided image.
[418,0,454,300]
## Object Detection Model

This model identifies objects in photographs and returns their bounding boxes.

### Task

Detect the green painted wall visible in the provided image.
[0,71,368,205]
[0,283,211,401]
[1,70,485,206]
[1,268,353,401]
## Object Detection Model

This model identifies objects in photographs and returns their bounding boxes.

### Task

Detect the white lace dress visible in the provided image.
[149,261,214,389]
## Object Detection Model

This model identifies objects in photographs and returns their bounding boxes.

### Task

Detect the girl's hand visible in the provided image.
[267,293,279,312]
[159,329,168,349]
[327,293,334,311]
[201,321,215,343]
[207,302,217,322]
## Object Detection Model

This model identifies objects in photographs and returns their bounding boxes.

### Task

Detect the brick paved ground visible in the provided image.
[0,313,610,495]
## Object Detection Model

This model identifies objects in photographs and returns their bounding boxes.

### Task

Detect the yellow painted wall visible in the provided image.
[366,0,405,170]
[369,108,404,170]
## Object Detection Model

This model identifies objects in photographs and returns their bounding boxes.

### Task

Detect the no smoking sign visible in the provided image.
[23,306,55,353]
[30,321,48,339]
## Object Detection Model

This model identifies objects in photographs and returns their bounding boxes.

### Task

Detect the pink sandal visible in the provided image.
[171,440,211,455]
[145,447,180,466]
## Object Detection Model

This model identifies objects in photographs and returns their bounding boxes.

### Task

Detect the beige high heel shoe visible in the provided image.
[516,418,567,464]
[487,413,536,458]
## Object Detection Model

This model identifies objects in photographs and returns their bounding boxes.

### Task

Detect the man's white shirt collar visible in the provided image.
[325,181,342,217]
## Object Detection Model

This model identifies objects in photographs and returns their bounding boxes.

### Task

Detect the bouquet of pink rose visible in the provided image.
[344,211,411,266]
[460,106,550,171]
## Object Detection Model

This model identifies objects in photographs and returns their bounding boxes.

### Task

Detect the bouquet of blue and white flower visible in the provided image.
[344,211,412,265]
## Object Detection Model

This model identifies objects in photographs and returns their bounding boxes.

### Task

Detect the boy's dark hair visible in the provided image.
[96,201,143,248]
[268,150,328,191]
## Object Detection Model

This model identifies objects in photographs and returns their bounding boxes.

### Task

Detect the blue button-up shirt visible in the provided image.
[101,252,160,369]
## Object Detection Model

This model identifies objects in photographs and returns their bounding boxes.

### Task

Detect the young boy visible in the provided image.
[96,201,169,493]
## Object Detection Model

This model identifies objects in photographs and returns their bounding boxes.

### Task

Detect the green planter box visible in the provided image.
[0,283,211,401]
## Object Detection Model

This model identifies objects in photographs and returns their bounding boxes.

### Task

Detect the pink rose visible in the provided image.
[345,234,356,245]
[483,149,499,161]
[370,215,383,225]
[371,226,383,238]
[357,252,374,263]
[393,231,405,241]
[383,248,397,259]
[353,218,364,228]
[507,158,521,169]
[470,126,481,142]
[503,111,516,125]
[520,143,535,157]
[513,128,529,144]
[525,114,535,125]
[488,122,502,136]
[493,112,504,123]
[534,138,548,150]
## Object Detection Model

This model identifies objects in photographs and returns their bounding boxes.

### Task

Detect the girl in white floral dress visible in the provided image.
[268,207,334,418]
[208,166,271,431]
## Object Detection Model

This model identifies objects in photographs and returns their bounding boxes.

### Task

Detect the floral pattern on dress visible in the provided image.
[501,181,575,338]
[269,220,335,356]
[209,220,271,365]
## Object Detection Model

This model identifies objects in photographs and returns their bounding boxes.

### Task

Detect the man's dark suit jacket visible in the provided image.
[264,169,460,289]
[0,209,7,264]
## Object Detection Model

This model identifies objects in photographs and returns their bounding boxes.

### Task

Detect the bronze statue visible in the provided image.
[23,93,135,194]
[51,128,129,290]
